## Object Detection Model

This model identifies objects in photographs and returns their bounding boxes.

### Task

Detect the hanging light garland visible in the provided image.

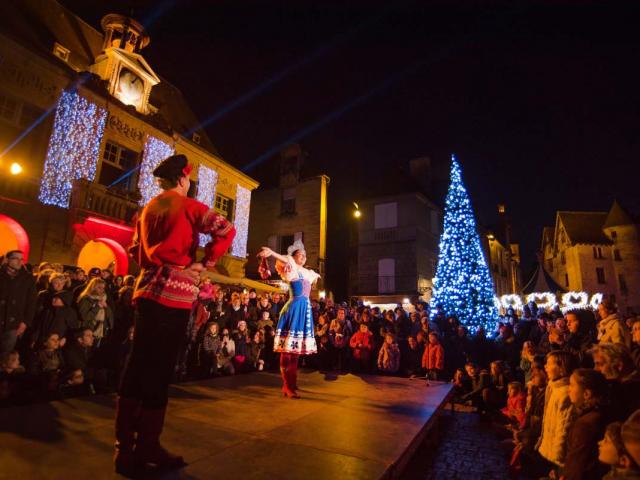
[38,90,107,207]
[196,164,219,247]
[138,135,174,206]
[231,184,251,258]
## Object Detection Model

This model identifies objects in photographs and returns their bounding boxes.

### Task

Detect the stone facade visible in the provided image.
[541,202,640,314]
[355,192,441,304]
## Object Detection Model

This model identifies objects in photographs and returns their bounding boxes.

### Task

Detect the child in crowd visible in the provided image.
[331,324,349,371]
[536,350,576,469]
[378,333,401,374]
[483,360,510,413]
[422,332,444,380]
[349,323,374,373]
[218,328,236,375]
[600,420,640,480]
[202,322,221,376]
[403,336,424,377]
[559,368,609,480]
[520,341,536,385]
[1,351,25,376]
[500,381,526,429]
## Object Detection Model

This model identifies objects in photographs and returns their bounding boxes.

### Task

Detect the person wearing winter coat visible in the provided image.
[218,328,236,375]
[536,350,576,467]
[597,299,631,347]
[565,311,595,367]
[559,368,609,480]
[0,250,37,355]
[349,323,374,372]
[377,333,401,374]
[31,290,78,348]
[500,381,526,428]
[422,332,444,380]
[201,322,222,376]
[77,278,114,344]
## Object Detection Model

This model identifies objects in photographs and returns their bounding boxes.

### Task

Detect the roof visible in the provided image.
[603,200,636,229]
[558,211,612,245]
[522,262,566,294]
[0,0,219,156]
[541,226,555,250]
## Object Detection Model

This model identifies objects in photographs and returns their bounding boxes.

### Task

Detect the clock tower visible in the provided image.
[89,14,160,115]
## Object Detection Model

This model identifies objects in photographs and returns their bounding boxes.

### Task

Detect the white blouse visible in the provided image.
[279,255,321,284]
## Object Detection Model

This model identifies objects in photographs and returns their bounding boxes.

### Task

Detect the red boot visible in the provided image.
[134,406,186,471]
[280,353,299,399]
[288,354,300,393]
[114,396,141,476]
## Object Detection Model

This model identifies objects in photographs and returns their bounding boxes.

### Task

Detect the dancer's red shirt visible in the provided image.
[130,190,235,309]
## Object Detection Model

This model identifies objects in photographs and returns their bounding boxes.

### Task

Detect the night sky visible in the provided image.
[62,0,640,297]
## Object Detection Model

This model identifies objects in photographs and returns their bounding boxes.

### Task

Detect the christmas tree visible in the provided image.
[430,155,498,332]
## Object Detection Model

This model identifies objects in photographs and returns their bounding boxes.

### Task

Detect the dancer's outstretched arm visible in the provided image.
[258,246,288,264]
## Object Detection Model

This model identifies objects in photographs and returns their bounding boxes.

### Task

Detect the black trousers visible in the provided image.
[119,298,189,408]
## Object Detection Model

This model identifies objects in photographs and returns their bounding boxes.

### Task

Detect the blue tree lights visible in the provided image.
[38,90,107,207]
[430,155,498,332]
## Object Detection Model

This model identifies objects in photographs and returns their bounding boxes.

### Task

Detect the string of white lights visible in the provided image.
[230,184,251,258]
[138,135,174,206]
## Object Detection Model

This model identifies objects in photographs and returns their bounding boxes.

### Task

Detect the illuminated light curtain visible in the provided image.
[38,90,107,208]
[231,184,251,257]
[429,155,498,332]
[196,164,219,247]
[138,135,174,206]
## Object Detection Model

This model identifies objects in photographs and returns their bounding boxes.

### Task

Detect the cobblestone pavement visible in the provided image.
[405,406,513,480]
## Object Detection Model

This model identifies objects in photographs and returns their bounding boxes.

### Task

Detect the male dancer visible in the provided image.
[114,154,235,475]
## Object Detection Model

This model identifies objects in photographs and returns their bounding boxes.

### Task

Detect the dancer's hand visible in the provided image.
[258,247,272,258]
[186,262,204,281]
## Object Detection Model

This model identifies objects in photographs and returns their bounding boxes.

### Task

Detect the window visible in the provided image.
[0,92,19,125]
[593,246,604,259]
[614,249,622,261]
[98,141,138,191]
[561,252,566,265]
[619,274,628,293]
[565,273,569,287]
[214,194,233,220]
[378,258,395,294]
[596,267,606,284]
[281,187,296,215]
[52,42,70,62]
[374,202,397,229]
[191,132,201,145]
[547,260,554,272]
[280,234,294,253]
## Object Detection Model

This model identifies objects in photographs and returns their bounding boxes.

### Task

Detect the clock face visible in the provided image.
[116,68,144,106]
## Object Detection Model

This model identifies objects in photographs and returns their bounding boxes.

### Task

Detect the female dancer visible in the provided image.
[258,239,319,398]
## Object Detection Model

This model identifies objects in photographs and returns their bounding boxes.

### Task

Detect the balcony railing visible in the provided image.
[69,179,139,222]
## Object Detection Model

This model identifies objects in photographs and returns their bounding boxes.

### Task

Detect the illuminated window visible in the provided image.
[98,141,138,191]
[215,193,233,220]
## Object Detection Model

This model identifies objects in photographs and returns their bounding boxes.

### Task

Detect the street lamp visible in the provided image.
[10,162,22,175]
[353,201,361,219]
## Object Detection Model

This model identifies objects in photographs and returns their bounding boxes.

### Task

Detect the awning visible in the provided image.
[202,271,281,293]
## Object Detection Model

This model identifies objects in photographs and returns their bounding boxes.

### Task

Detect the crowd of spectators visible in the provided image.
[2,249,640,478]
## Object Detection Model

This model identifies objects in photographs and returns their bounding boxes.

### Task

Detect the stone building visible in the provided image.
[0,0,258,279]
[353,158,442,305]
[482,204,522,296]
[541,201,640,314]
[245,144,329,293]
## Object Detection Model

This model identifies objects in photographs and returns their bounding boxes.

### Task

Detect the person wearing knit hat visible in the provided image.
[114,153,236,476]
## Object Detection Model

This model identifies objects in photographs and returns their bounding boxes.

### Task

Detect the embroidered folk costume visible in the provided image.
[259,239,320,399]
[114,154,235,475]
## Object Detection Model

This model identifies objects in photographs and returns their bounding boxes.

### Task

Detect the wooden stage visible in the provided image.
[0,371,452,480]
